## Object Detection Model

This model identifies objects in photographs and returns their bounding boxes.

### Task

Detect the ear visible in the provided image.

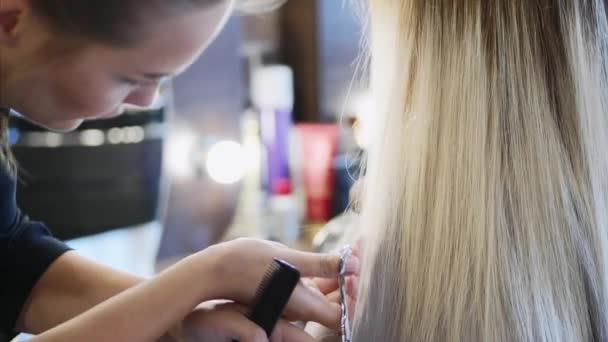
[0,0,28,45]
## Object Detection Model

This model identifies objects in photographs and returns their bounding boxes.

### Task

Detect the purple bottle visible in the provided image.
[252,65,295,195]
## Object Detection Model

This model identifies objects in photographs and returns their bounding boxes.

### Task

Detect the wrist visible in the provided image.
[187,246,226,301]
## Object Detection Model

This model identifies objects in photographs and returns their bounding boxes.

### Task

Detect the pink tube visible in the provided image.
[296,124,340,222]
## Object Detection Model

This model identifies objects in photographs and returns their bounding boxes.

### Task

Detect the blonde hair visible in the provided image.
[354,0,608,341]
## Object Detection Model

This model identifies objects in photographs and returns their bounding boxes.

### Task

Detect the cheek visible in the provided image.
[52,72,127,116]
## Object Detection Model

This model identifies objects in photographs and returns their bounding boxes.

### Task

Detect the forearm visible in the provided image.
[20,251,199,341]
[29,253,216,342]
[20,251,143,333]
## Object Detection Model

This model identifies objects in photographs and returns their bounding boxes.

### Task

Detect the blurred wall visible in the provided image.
[157,16,245,263]
[318,0,366,120]
[280,0,366,122]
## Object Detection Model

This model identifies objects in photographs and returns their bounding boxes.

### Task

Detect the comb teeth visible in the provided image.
[246,258,301,337]
[249,261,282,314]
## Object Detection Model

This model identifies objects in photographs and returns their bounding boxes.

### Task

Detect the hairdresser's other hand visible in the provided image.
[304,237,363,324]
[200,238,359,329]
[182,302,315,342]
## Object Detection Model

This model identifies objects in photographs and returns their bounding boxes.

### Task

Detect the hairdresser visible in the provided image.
[0,0,360,341]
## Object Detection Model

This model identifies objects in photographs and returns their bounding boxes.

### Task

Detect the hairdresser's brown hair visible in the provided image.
[28,0,277,46]
[29,0,227,46]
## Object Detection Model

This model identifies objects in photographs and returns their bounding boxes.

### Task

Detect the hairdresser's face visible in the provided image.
[0,0,232,131]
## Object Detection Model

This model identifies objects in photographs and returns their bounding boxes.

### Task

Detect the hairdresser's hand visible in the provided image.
[200,238,359,329]
[182,301,315,342]
[310,238,362,296]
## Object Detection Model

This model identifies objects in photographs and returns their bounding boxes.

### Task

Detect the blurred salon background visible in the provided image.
[8,0,368,277]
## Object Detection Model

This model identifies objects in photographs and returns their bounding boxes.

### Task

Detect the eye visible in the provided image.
[119,77,141,87]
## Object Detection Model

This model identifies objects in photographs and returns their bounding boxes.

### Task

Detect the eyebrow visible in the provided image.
[142,72,173,80]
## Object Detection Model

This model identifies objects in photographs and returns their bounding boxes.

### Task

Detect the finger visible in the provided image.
[301,278,336,301]
[281,251,360,278]
[184,305,267,342]
[324,290,356,323]
[213,302,249,314]
[310,277,339,294]
[311,274,359,301]
[352,241,362,257]
[197,299,234,310]
[212,303,314,342]
[217,304,314,342]
[283,282,342,329]
[301,278,319,290]
[219,310,267,342]
[326,289,341,304]
[211,304,262,340]
[305,321,340,341]
[347,275,359,298]
[270,320,315,342]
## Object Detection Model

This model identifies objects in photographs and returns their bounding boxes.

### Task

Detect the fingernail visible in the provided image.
[345,255,360,274]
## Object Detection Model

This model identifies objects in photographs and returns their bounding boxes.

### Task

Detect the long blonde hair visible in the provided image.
[354,0,608,340]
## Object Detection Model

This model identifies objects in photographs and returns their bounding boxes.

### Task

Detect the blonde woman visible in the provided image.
[352,0,608,341]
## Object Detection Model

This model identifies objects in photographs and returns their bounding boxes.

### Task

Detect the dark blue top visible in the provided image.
[0,164,71,340]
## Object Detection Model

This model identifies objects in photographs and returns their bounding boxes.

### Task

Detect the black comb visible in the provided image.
[234,258,300,340]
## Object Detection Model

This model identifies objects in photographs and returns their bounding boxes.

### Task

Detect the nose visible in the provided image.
[124,84,160,108]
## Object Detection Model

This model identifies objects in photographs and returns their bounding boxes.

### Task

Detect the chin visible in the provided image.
[14,114,83,132]
[41,119,85,133]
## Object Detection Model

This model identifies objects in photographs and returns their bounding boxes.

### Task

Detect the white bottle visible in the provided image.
[268,179,300,244]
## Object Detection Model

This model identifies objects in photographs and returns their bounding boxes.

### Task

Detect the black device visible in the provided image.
[234,258,301,340]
